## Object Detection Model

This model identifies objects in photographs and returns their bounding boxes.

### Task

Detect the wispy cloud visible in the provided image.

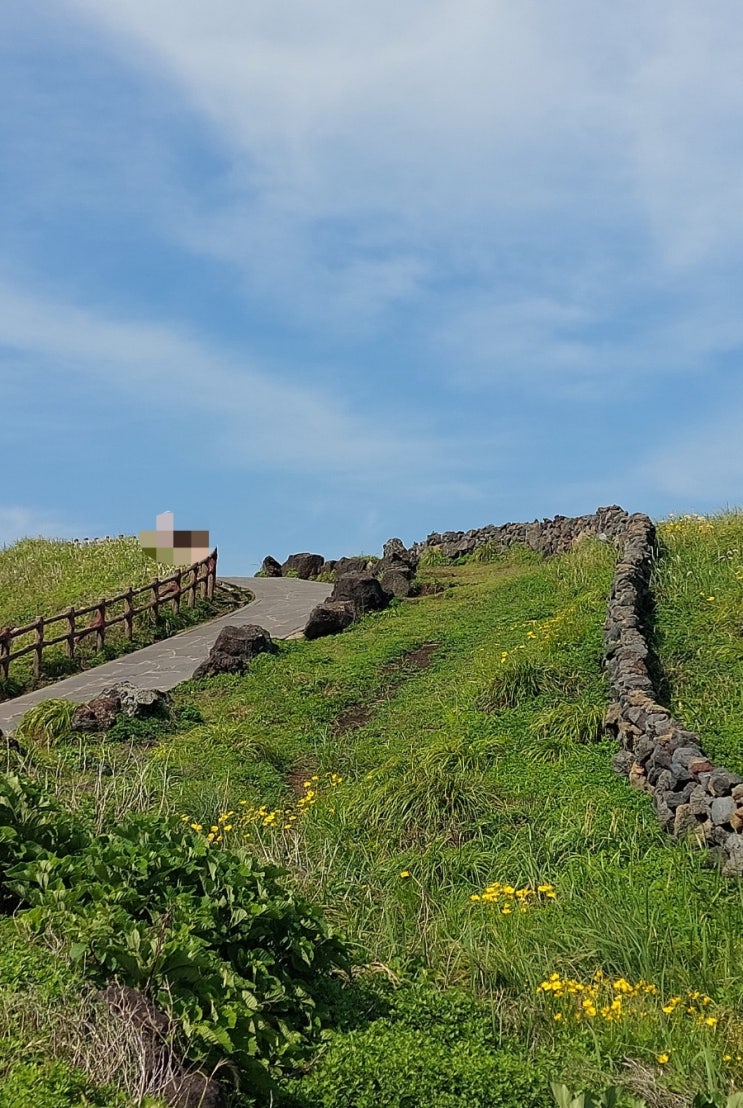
[0,279,453,480]
[59,1,743,370]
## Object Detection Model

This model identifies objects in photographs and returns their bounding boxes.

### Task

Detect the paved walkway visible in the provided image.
[0,577,331,734]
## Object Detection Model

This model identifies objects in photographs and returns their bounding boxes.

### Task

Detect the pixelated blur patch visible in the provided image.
[138,512,212,567]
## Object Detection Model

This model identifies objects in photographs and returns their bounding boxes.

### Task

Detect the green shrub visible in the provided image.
[418,548,450,568]
[551,1085,646,1108]
[0,771,349,1090]
[287,1021,550,1107]
[0,1059,131,1108]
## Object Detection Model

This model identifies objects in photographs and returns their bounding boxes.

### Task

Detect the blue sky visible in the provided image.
[2,1,743,574]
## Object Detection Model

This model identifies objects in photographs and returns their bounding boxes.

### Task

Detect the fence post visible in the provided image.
[187,566,197,608]
[33,616,44,684]
[199,560,208,601]
[0,627,10,682]
[96,599,106,653]
[66,607,76,660]
[207,551,216,600]
[173,569,182,614]
[124,588,134,641]
[152,578,160,622]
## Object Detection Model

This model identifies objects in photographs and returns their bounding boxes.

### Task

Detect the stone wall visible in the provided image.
[411,505,631,560]
[603,513,743,877]
[411,505,743,876]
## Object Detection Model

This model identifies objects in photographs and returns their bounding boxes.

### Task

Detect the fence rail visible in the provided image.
[0,550,218,685]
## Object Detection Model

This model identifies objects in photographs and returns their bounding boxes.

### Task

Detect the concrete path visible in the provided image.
[0,577,331,734]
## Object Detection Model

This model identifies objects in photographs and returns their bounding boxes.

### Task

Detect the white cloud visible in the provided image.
[54,0,743,370]
[0,279,450,479]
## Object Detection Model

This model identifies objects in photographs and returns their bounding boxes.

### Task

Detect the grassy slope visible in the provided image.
[0,537,171,627]
[131,539,743,1101]
[652,512,743,775]
[0,537,218,696]
[6,522,743,1106]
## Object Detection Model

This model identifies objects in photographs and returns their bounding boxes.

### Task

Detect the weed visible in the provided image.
[14,700,75,748]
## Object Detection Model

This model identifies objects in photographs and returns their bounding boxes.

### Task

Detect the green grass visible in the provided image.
[652,512,743,775]
[0,537,173,627]
[0,536,242,698]
[6,525,743,1106]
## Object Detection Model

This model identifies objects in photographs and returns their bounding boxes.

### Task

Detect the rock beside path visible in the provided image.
[192,624,277,679]
[304,600,355,640]
[70,681,172,733]
[282,553,325,580]
[330,574,389,618]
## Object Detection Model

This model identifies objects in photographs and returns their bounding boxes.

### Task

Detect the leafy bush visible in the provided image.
[551,1085,645,1108]
[0,1059,132,1108]
[0,771,349,1091]
[286,1021,550,1107]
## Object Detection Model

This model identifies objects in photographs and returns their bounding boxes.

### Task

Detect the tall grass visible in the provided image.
[0,536,170,628]
[652,511,743,773]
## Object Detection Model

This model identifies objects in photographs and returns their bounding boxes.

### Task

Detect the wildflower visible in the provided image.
[399,870,411,879]
[656,1052,670,1065]
[190,823,203,832]
[553,1012,563,1021]
[704,1016,718,1027]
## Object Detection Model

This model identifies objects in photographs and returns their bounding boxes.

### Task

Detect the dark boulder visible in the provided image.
[261,555,283,577]
[383,537,408,560]
[379,568,413,598]
[193,624,277,679]
[333,556,373,578]
[282,553,324,580]
[100,681,171,719]
[330,574,389,618]
[304,600,355,640]
[71,694,121,733]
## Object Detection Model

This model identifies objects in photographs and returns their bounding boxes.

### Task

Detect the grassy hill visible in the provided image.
[0,537,230,697]
[2,514,743,1106]
[0,537,172,629]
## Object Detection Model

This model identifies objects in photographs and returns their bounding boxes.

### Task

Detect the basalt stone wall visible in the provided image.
[411,505,631,561]
[413,505,743,875]
[603,513,743,877]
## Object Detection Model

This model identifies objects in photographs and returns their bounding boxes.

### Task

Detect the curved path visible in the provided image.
[0,577,331,735]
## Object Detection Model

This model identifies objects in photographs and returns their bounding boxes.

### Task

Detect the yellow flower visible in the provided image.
[656,1052,670,1065]
[553,1012,563,1021]
[704,1016,718,1027]
[399,870,411,878]
[190,823,203,832]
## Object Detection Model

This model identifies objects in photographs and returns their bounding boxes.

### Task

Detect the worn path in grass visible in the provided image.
[0,577,330,733]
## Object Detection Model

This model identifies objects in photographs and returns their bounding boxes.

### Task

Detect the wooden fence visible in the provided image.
[0,550,218,685]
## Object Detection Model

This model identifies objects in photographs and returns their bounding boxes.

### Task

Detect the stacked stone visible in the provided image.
[603,514,743,877]
[411,505,630,561]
